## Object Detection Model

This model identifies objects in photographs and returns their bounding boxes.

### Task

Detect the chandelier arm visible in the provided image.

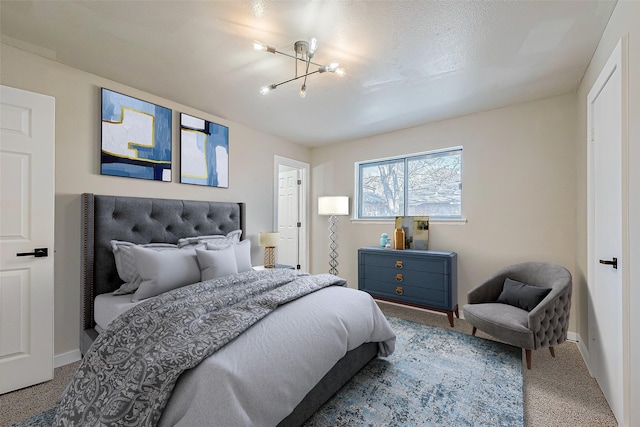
[302,58,311,88]
[271,70,320,88]
[272,50,324,68]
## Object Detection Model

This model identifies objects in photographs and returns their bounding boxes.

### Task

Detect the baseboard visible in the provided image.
[54,349,82,368]
[572,332,593,376]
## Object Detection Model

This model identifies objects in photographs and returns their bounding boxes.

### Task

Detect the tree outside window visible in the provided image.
[357,148,462,219]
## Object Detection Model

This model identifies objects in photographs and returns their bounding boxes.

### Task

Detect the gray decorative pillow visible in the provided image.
[497,277,551,311]
[177,230,242,248]
[206,239,252,273]
[130,246,200,302]
[196,246,238,281]
[110,241,178,294]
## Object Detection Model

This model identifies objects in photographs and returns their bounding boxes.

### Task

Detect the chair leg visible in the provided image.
[525,349,532,370]
[549,346,555,358]
[472,326,477,336]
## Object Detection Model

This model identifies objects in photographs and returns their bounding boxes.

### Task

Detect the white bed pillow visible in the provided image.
[111,277,143,296]
[110,240,178,295]
[111,241,177,283]
[177,230,242,248]
[207,239,252,273]
[130,246,200,302]
[196,246,238,281]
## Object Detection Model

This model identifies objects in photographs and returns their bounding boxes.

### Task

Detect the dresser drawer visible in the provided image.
[362,279,449,309]
[360,252,445,274]
[362,264,447,291]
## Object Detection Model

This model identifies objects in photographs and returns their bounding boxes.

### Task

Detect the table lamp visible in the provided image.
[259,232,280,268]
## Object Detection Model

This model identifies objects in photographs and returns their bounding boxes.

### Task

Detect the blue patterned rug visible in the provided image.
[304,316,523,426]
[13,316,522,426]
[11,407,56,427]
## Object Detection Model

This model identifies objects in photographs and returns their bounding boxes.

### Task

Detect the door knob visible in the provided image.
[599,257,617,269]
[16,248,48,258]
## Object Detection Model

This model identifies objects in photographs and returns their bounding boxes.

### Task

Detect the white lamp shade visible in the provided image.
[259,232,280,247]
[318,196,349,216]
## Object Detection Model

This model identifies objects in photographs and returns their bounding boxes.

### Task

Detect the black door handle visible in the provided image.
[16,248,48,258]
[599,257,617,269]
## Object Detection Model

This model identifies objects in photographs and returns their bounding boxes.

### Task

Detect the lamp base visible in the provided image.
[328,215,339,275]
[264,246,276,268]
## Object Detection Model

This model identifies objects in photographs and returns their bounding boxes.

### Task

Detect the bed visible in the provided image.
[66,193,396,426]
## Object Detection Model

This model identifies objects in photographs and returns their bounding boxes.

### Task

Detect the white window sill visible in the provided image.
[350,217,467,225]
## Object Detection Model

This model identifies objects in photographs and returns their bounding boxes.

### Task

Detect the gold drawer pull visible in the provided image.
[395,273,404,282]
[396,286,403,295]
[395,260,403,269]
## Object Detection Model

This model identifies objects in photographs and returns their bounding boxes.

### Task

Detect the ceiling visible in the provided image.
[0,1,616,147]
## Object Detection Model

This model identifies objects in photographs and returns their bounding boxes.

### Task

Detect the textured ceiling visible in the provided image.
[0,1,616,146]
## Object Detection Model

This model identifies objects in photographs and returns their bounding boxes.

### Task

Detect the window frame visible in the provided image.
[354,146,463,220]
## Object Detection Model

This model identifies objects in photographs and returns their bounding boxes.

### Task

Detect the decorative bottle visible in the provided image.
[394,228,405,250]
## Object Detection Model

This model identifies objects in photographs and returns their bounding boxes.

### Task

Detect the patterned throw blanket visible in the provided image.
[53,270,345,426]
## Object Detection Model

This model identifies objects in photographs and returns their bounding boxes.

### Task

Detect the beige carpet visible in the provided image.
[0,302,617,426]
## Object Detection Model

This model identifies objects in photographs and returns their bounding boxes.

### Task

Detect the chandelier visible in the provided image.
[253,38,346,98]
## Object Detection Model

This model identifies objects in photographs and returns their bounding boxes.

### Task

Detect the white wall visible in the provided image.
[310,93,578,331]
[575,2,640,425]
[0,43,311,358]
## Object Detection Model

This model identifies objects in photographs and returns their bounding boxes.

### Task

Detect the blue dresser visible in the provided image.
[358,247,459,326]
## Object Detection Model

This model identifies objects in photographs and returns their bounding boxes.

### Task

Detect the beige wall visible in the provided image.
[0,43,311,357]
[310,93,578,331]
[575,1,640,424]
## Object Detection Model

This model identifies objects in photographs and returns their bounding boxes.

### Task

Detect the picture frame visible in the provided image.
[395,216,429,250]
[100,88,172,181]
[180,113,229,188]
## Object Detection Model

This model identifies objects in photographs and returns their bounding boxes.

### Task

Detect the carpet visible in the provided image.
[12,316,523,427]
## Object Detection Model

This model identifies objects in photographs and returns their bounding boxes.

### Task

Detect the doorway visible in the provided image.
[273,156,309,271]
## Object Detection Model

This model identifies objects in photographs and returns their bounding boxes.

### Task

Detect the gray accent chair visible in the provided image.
[462,262,572,369]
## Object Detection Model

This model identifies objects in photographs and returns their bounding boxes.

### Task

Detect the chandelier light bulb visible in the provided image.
[308,38,318,56]
[260,84,277,95]
[335,67,346,77]
[300,84,307,98]
[253,40,275,53]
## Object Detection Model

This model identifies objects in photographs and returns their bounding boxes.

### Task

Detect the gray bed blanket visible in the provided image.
[53,270,344,426]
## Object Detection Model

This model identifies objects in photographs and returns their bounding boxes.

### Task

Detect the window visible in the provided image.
[356,147,462,219]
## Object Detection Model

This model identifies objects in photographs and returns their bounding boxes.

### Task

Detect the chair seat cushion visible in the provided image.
[463,302,534,349]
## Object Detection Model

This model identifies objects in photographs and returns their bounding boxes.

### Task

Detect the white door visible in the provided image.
[0,85,55,394]
[587,40,625,423]
[278,167,300,268]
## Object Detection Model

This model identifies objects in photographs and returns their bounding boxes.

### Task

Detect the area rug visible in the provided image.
[12,316,523,427]
[10,407,56,427]
[303,316,523,426]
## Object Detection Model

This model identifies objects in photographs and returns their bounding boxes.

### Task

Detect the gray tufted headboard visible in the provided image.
[80,193,245,353]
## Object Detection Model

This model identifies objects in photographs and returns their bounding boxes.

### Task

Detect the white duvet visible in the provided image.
[95,285,395,426]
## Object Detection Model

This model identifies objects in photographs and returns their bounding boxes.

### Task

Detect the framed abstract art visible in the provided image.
[101,88,172,181]
[180,113,229,188]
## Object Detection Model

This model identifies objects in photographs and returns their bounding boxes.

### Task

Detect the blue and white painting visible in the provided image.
[180,113,229,188]
[101,88,172,181]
